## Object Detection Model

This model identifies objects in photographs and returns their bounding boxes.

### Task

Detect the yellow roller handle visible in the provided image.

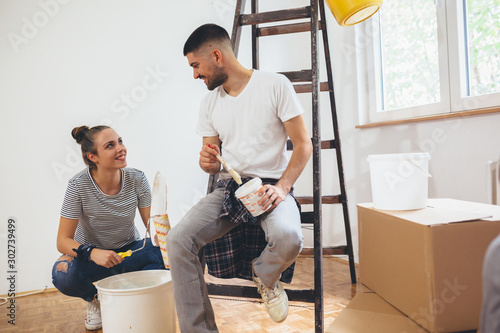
[117,250,132,258]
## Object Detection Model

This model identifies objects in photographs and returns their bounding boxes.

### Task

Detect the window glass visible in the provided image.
[379,0,440,111]
[465,0,500,96]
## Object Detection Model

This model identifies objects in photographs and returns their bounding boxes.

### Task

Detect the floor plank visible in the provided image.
[0,257,362,332]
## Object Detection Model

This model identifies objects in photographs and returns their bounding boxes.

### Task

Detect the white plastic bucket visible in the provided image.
[96,270,176,333]
[367,153,431,210]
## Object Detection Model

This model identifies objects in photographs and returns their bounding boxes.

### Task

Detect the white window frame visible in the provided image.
[357,0,500,126]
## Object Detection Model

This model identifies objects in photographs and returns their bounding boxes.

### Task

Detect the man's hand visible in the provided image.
[90,248,123,268]
[200,144,221,174]
[257,183,288,212]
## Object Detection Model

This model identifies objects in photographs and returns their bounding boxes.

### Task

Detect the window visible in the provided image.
[464,0,500,96]
[358,0,500,124]
[379,0,441,111]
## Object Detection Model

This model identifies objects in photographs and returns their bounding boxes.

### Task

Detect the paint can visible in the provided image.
[235,177,269,217]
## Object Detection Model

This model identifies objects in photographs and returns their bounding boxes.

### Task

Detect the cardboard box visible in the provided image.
[358,199,500,332]
[327,292,428,333]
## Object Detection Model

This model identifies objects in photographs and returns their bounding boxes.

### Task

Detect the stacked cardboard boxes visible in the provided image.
[328,199,500,332]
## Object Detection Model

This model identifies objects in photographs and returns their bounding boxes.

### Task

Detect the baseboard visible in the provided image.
[0,286,56,298]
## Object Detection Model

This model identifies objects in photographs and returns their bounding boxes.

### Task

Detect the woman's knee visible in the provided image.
[52,255,77,293]
[54,255,73,273]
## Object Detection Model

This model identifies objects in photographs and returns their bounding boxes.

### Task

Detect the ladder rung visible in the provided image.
[300,211,314,223]
[279,70,312,82]
[239,6,311,26]
[293,82,330,94]
[297,195,342,206]
[207,284,259,298]
[206,284,314,302]
[257,21,324,37]
[300,246,348,256]
[286,288,315,302]
[287,139,335,150]
[320,139,336,149]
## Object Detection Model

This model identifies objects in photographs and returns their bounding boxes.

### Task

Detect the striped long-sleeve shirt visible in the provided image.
[60,167,151,250]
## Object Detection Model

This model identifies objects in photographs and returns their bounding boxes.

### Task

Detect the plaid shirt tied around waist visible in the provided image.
[203,177,300,283]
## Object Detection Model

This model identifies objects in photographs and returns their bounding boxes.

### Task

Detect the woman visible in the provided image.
[52,125,164,331]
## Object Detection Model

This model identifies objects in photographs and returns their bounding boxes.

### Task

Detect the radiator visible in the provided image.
[487,160,500,205]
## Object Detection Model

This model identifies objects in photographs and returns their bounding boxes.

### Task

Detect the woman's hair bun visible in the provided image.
[71,126,90,144]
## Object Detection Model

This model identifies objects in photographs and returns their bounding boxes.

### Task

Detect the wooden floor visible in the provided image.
[0,257,366,333]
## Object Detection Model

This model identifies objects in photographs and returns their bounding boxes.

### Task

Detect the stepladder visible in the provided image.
[204,0,357,332]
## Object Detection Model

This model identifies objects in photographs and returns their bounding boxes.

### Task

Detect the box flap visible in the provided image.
[383,207,491,225]
[326,293,428,333]
[357,201,492,226]
[427,198,500,221]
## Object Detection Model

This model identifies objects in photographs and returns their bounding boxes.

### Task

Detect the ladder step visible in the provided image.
[257,21,324,37]
[300,211,314,223]
[293,82,330,94]
[207,284,315,302]
[239,6,311,26]
[298,195,342,206]
[300,246,349,256]
[279,70,312,82]
[287,139,335,150]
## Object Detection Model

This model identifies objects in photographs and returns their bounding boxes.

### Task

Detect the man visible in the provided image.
[166,23,312,332]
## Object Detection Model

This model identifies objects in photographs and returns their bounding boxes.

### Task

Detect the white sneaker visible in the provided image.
[252,264,289,323]
[85,298,102,331]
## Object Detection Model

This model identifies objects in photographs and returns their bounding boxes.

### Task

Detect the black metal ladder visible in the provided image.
[205,1,356,332]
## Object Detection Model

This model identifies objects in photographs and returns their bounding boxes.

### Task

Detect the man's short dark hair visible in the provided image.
[183,23,231,56]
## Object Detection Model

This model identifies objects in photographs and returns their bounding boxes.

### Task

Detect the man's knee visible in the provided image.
[272,228,303,260]
[287,232,303,258]
[166,225,190,257]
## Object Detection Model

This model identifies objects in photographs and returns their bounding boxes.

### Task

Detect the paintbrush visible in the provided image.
[207,144,242,185]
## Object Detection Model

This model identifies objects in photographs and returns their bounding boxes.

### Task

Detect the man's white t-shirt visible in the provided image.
[196,70,305,180]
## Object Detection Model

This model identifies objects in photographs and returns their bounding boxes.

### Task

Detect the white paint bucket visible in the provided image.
[96,270,176,332]
[235,177,269,217]
[367,153,431,210]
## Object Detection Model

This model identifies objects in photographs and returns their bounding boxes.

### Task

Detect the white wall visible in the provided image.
[0,0,238,294]
[1,0,500,294]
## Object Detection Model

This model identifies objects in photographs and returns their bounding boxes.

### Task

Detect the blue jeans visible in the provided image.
[52,238,164,302]
[166,187,303,333]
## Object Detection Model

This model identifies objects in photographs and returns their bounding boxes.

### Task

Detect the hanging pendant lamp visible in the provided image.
[325,0,383,26]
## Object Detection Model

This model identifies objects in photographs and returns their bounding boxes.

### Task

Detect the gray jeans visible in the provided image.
[481,233,500,333]
[166,187,303,333]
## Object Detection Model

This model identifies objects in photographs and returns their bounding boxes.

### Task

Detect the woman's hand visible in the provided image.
[90,248,123,268]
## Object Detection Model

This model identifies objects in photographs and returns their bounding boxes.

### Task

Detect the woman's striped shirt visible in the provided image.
[60,167,151,249]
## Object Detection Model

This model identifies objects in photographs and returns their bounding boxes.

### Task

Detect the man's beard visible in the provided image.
[205,65,227,91]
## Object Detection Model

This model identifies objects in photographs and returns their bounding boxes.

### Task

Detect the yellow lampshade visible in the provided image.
[325,0,383,26]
